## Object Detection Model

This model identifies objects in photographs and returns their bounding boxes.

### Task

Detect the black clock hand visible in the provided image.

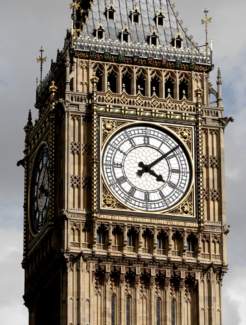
[137,146,179,177]
[148,145,179,169]
[148,169,165,183]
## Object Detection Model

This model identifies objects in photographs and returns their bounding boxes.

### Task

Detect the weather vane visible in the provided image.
[202,9,212,58]
[36,46,47,84]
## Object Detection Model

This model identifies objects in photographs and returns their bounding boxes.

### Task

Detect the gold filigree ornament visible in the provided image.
[102,119,127,143]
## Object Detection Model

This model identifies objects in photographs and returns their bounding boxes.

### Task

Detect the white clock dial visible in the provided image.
[102,124,192,212]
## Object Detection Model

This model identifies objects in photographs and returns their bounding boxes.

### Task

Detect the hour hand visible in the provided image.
[148,169,165,183]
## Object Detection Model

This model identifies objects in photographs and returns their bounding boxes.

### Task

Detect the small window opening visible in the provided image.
[171,34,183,48]
[122,29,130,42]
[108,69,117,93]
[149,32,158,46]
[105,6,115,20]
[155,13,165,26]
[95,26,104,40]
[179,78,189,100]
[97,225,108,247]
[142,229,153,254]
[130,9,140,23]
[165,77,174,98]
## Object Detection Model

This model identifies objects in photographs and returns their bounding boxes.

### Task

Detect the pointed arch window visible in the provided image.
[122,68,133,94]
[179,77,189,100]
[157,231,168,255]
[187,234,198,257]
[172,231,183,256]
[94,65,104,92]
[165,76,175,98]
[126,295,132,325]
[136,70,146,96]
[171,299,177,325]
[107,67,118,93]
[142,228,153,254]
[97,224,108,249]
[111,294,117,325]
[151,73,161,97]
[127,228,138,252]
[112,226,123,251]
[156,297,162,325]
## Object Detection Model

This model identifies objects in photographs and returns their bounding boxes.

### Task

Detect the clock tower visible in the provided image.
[21,1,230,325]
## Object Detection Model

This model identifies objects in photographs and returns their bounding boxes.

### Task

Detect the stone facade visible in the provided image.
[21,1,230,325]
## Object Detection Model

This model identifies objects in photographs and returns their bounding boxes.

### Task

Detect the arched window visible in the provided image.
[179,77,189,100]
[187,234,197,257]
[122,68,133,94]
[165,76,175,98]
[157,231,168,255]
[107,67,118,93]
[136,70,146,96]
[97,225,108,249]
[151,74,161,97]
[112,226,123,251]
[171,299,177,325]
[95,65,104,92]
[127,228,138,252]
[126,295,132,325]
[111,294,117,325]
[172,232,183,256]
[156,297,162,325]
[142,229,153,254]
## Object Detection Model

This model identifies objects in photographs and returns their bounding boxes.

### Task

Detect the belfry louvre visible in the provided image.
[21,1,229,324]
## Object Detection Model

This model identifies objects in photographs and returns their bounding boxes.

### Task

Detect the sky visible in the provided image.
[0,0,245,324]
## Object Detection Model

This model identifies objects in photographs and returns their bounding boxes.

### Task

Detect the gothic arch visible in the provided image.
[136,69,147,96]
[94,63,104,92]
[122,67,133,94]
[179,73,191,100]
[107,65,118,93]
[151,71,162,97]
[164,72,176,98]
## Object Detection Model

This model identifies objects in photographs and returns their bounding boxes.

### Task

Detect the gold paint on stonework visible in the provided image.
[102,119,128,144]
[168,191,194,216]
[168,126,193,152]
[102,184,126,210]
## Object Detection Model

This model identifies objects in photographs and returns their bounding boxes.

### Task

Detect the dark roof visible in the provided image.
[72,0,211,65]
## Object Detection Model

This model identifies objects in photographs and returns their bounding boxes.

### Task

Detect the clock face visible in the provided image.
[30,145,50,234]
[102,124,192,212]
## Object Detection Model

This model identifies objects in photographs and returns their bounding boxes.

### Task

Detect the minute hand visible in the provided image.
[148,146,179,169]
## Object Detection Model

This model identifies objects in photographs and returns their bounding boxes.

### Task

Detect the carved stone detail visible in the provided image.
[70,175,81,188]
[102,118,128,143]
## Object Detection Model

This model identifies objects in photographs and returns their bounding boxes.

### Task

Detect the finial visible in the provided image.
[24,109,33,134]
[201,9,212,59]
[36,46,47,84]
[70,0,80,11]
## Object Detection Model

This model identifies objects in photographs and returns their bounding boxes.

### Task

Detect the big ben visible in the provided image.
[21,1,230,324]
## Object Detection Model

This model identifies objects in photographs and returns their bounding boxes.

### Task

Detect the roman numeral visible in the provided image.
[128,187,137,197]
[113,163,123,168]
[167,181,177,189]
[144,136,149,145]
[117,176,127,185]
[144,192,150,202]
[171,168,180,174]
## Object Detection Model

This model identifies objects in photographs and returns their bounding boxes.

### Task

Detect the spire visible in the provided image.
[217,67,223,108]
[24,110,33,133]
